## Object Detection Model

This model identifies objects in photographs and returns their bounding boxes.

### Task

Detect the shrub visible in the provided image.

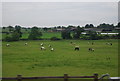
[50,37,61,41]
[4,36,13,42]
[102,35,110,39]
[4,32,20,42]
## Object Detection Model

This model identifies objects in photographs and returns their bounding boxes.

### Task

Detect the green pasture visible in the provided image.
[41,32,61,39]
[2,32,61,39]
[0,33,2,40]
[2,28,61,39]
[2,39,118,77]
[21,32,61,39]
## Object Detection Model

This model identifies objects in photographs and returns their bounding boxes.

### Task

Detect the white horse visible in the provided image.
[6,44,10,47]
[41,46,46,50]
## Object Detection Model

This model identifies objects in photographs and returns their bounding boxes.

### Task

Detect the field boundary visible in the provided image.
[1,74,99,81]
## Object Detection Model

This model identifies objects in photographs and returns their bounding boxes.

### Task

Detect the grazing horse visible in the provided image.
[24,43,28,45]
[74,46,79,51]
[51,48,54,51]
[92,42,94,45]
[70,42,73,44]
[110,43,112,45]
[48,45,51,47]
[6,44,10,47]
[88,48,94,52]
[41,46,46,50]
[106,42,112,45]
[41,43,44,46]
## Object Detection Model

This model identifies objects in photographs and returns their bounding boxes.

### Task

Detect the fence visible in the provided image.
[1,73,99,81]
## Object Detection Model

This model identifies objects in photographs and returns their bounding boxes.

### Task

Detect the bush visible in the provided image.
[4,36,13,42]
[50,37,61,41]
[102,35,110,39]
[4,32,20,42]
[11,32,20,41]
[80,35,90,40]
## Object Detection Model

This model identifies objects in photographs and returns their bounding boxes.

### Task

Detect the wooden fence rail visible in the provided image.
[0,73,99,81]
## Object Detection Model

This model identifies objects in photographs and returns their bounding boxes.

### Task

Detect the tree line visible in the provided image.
[3,26,42,41]
[2,22,120,41]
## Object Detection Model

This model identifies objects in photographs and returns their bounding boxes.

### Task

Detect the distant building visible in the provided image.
[52,28,65,32]
[114,27,120,32]
[84,28,103,33]
[102,29,113,32]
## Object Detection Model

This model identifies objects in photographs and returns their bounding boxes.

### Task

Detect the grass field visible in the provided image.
[21,32,61,39]
[2,39,118,77]
[2,28,61,40]
[2,32,61,40]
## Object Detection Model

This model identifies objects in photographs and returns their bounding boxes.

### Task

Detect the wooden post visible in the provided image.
[17,75,22,81]
[94,73,98,81]
[64,74,68,81]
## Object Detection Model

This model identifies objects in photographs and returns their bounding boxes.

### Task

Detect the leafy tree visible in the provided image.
[61,26,66,29]
[85,24,94,28]
[2,27,6,29]
[85,24,89,28]
[67,25,75,28]
[97,23,114,29]
[15,25,22,37]
[89,24,94,28]
[117,32,120,39]
[57,26,62,28]
[4,36,13,42]
[4,25,21,41]
[8,25,14,32]
[102,35,110,39]
[28,27,42,40]
[73,26,84,39]
[61,29,72,39]
[116,22,120,27]
[4,31,20,41]
[66,25,76,30]
[118,22,120,27]
[43,27,48,32]
[11,31,21,41]
[87,31,98,40]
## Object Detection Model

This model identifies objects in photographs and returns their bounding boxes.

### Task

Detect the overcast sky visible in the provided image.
[2,2,118,27]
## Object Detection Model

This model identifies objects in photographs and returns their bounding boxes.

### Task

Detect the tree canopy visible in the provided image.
[73,26,84,39]
[61,29,72,39]
[28,27,42,40]
[85,24,94,28]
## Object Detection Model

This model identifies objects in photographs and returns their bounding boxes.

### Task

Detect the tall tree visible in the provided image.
[89,24,94,28]
[87,31,98,40]
[8,25,14,32]
[85,24,94,28]
[15,25,22,37]
[43,27,48,32]
[5,31,21,41]
[67,25,75,30]
[73,26,84,39]
[5,25,22,41]
[61,29,72,39]
[85,24,89,28]
[116,22,120,27]
[11,31,21,41]
[97,23,114,29]
[2,27,6,29]
[28,27,42,40]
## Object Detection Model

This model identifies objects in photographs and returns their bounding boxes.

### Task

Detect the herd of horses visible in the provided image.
[6,41,113,52]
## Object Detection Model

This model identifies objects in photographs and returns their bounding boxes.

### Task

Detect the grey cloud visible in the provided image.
[2,2,118,27]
